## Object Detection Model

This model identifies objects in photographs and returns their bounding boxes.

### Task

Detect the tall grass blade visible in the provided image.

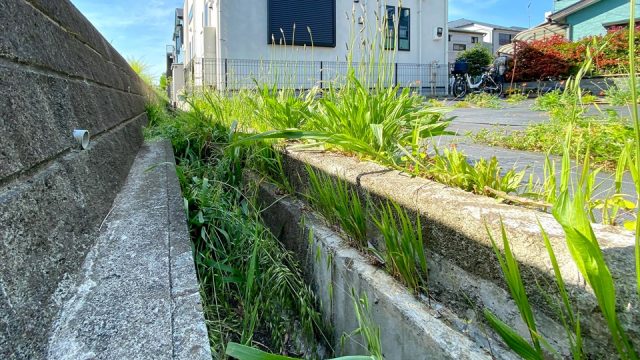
[485,220,543,356]
[628,0,640,300]
[225,342,375,360]
[553,187,638,359]
[483,310,543,360]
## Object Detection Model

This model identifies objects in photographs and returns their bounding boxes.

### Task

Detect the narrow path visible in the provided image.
[433,100,638,202]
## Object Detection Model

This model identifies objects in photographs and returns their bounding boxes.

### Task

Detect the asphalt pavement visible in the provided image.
[433,100,638,203]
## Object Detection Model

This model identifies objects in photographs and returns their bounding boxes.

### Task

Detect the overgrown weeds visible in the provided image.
[372,202,428,294]
[426,147,524,196]
[458,93,502,109]
[305,165,367,247]
[147,106,329,358]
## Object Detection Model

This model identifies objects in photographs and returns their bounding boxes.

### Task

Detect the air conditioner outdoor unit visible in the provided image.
[433,27,444,40]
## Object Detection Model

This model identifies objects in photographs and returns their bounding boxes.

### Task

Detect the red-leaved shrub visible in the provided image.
[506,28,640,82]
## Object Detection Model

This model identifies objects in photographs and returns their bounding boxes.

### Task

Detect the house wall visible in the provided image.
[566,0,638,40]
[554,0,581,12]
[217,0,446,65]
[452,21,523,55]
[448,30,488,61]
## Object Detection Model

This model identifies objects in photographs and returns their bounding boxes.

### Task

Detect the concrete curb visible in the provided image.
[47,140,211,360]
[277,147,638,357]
[254,177,518,359]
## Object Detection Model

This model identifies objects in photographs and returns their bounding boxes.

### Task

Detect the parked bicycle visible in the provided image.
[451,61,503,98]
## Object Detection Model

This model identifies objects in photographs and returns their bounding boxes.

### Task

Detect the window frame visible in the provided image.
[267,0,337,48]
[452,43,466,51]
[398,7,410,51]
[384,5,396,50]
[498,33,513,46]
[471,36,479,44]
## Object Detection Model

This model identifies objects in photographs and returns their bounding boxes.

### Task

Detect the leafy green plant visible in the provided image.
[237,68,452,170]
[505,93,528,104]
[604,76,640,105]
[427,147,524,196]
[539,223,584,359]
[225,342,374,360]
[250,84,317,131]
[463,93,502,109]
[246,142,293,194]
[341,290,383,360]
[553,176,638,359]
[484,220,545,359]
[531,90,563,111]
[627,0,640,298]
[456,45,494,76]
[372,201,428,294]
[306,165,368,248]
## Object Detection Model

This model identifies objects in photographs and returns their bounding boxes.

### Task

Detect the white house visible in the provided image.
[447,28,488,61]
[172,0,449,95]
[448,19,526,55]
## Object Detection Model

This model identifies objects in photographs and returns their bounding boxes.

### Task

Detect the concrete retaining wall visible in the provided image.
[273,148,638,358]
[0,1,149,357]
[254,178,518,359]
[505,76,620,96]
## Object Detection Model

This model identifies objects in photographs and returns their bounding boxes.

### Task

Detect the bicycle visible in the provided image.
[451,62,503,98]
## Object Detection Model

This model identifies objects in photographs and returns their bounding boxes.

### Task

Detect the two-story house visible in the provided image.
[498,0,640,55]
[166,9,184,107]
[547,0,640,41]
[448,19,526,57]
[447,27,488,60]
[169,0,448,96]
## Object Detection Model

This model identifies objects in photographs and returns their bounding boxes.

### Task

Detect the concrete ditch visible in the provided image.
[252,147,639,358]
[254,178,518,359]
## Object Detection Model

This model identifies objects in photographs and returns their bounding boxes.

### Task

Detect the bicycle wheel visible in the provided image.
[493,82,503,97]
[452,78,467,98]
[483,79,503,97]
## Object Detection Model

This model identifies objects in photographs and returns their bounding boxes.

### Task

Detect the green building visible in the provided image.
[549,0,640,40]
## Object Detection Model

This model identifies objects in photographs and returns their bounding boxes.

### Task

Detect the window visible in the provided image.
[384,6,409,51]
[398,7,410,51]
[498,33,513,45]
[268,0,336,47]
[471,36,479,43]
[453,44,466,51]
[385,6,395,50]
[448,34,452,42]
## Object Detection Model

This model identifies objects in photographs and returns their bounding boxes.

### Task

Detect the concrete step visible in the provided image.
[47,140,211,359]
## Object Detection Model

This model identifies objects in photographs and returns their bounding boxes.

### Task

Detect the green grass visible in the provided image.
[237,68,452,170]
[604,77,640,106]
[462,93,503,109]
[147,106,329,358]
[305,165,368,248]
[426,147,524,196]
[485,31,640,358]
[472,117,634,171]
[371,202,428,294]
[505,93,528,104]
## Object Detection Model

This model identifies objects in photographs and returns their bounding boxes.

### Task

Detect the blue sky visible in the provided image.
[70,0,554,82]
[70,0,183,82]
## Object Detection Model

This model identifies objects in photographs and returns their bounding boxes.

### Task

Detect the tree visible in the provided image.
[456,45,494,76]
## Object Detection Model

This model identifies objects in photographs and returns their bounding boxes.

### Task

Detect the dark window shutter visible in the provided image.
[268,0,336,47]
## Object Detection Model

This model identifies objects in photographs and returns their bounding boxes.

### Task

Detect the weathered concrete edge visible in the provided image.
[280,148,639,353]
[45,140,211,359]
[162,140,212,359]
[253,177,518,360]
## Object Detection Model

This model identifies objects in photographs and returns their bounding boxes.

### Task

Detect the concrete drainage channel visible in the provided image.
[255,179,515,359]
[248,147,639,359]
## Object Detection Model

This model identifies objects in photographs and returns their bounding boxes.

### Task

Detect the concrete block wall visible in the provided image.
[0,0,150,357]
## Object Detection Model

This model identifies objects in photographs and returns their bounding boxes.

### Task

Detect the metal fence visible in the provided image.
[184,58,451,96]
